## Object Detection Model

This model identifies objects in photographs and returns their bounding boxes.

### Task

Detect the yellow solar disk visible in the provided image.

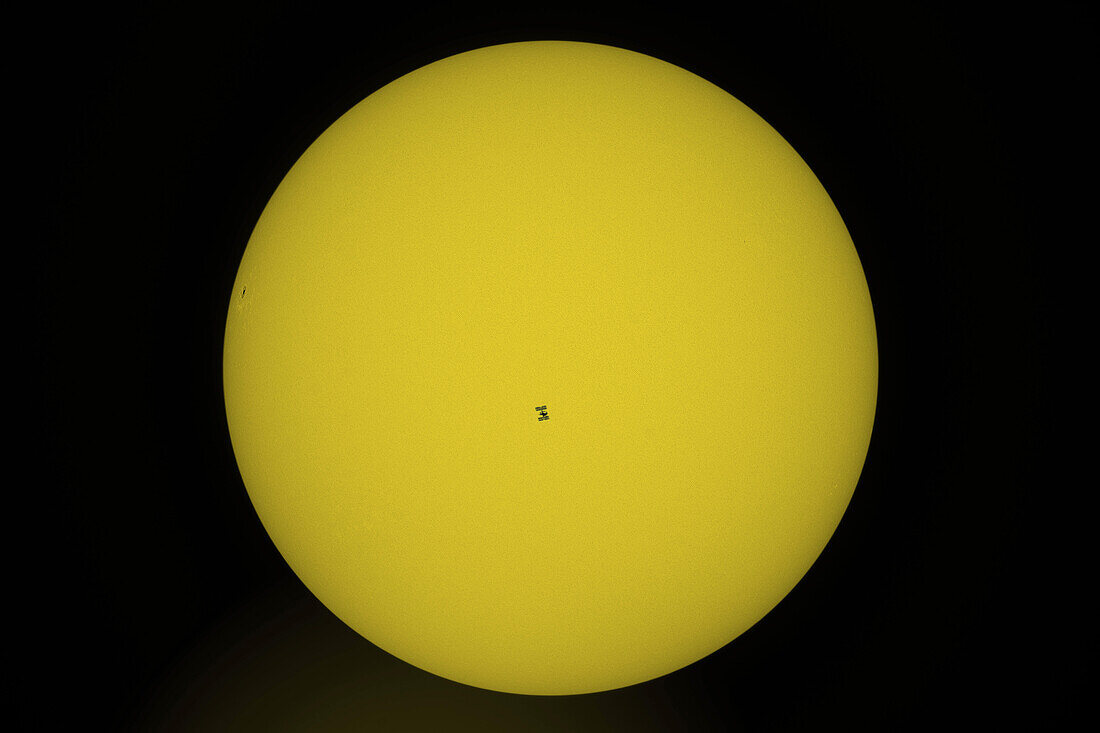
[223,40,877,695]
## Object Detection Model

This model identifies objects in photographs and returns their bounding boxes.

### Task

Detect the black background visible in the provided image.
[22,1,1085,730]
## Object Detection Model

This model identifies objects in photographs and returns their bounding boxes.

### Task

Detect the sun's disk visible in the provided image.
[223,40,878,695]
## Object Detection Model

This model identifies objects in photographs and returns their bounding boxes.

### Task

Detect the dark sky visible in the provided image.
[22,1,1084,730]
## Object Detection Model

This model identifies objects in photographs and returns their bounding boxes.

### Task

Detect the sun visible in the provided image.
[223,40,877,695]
